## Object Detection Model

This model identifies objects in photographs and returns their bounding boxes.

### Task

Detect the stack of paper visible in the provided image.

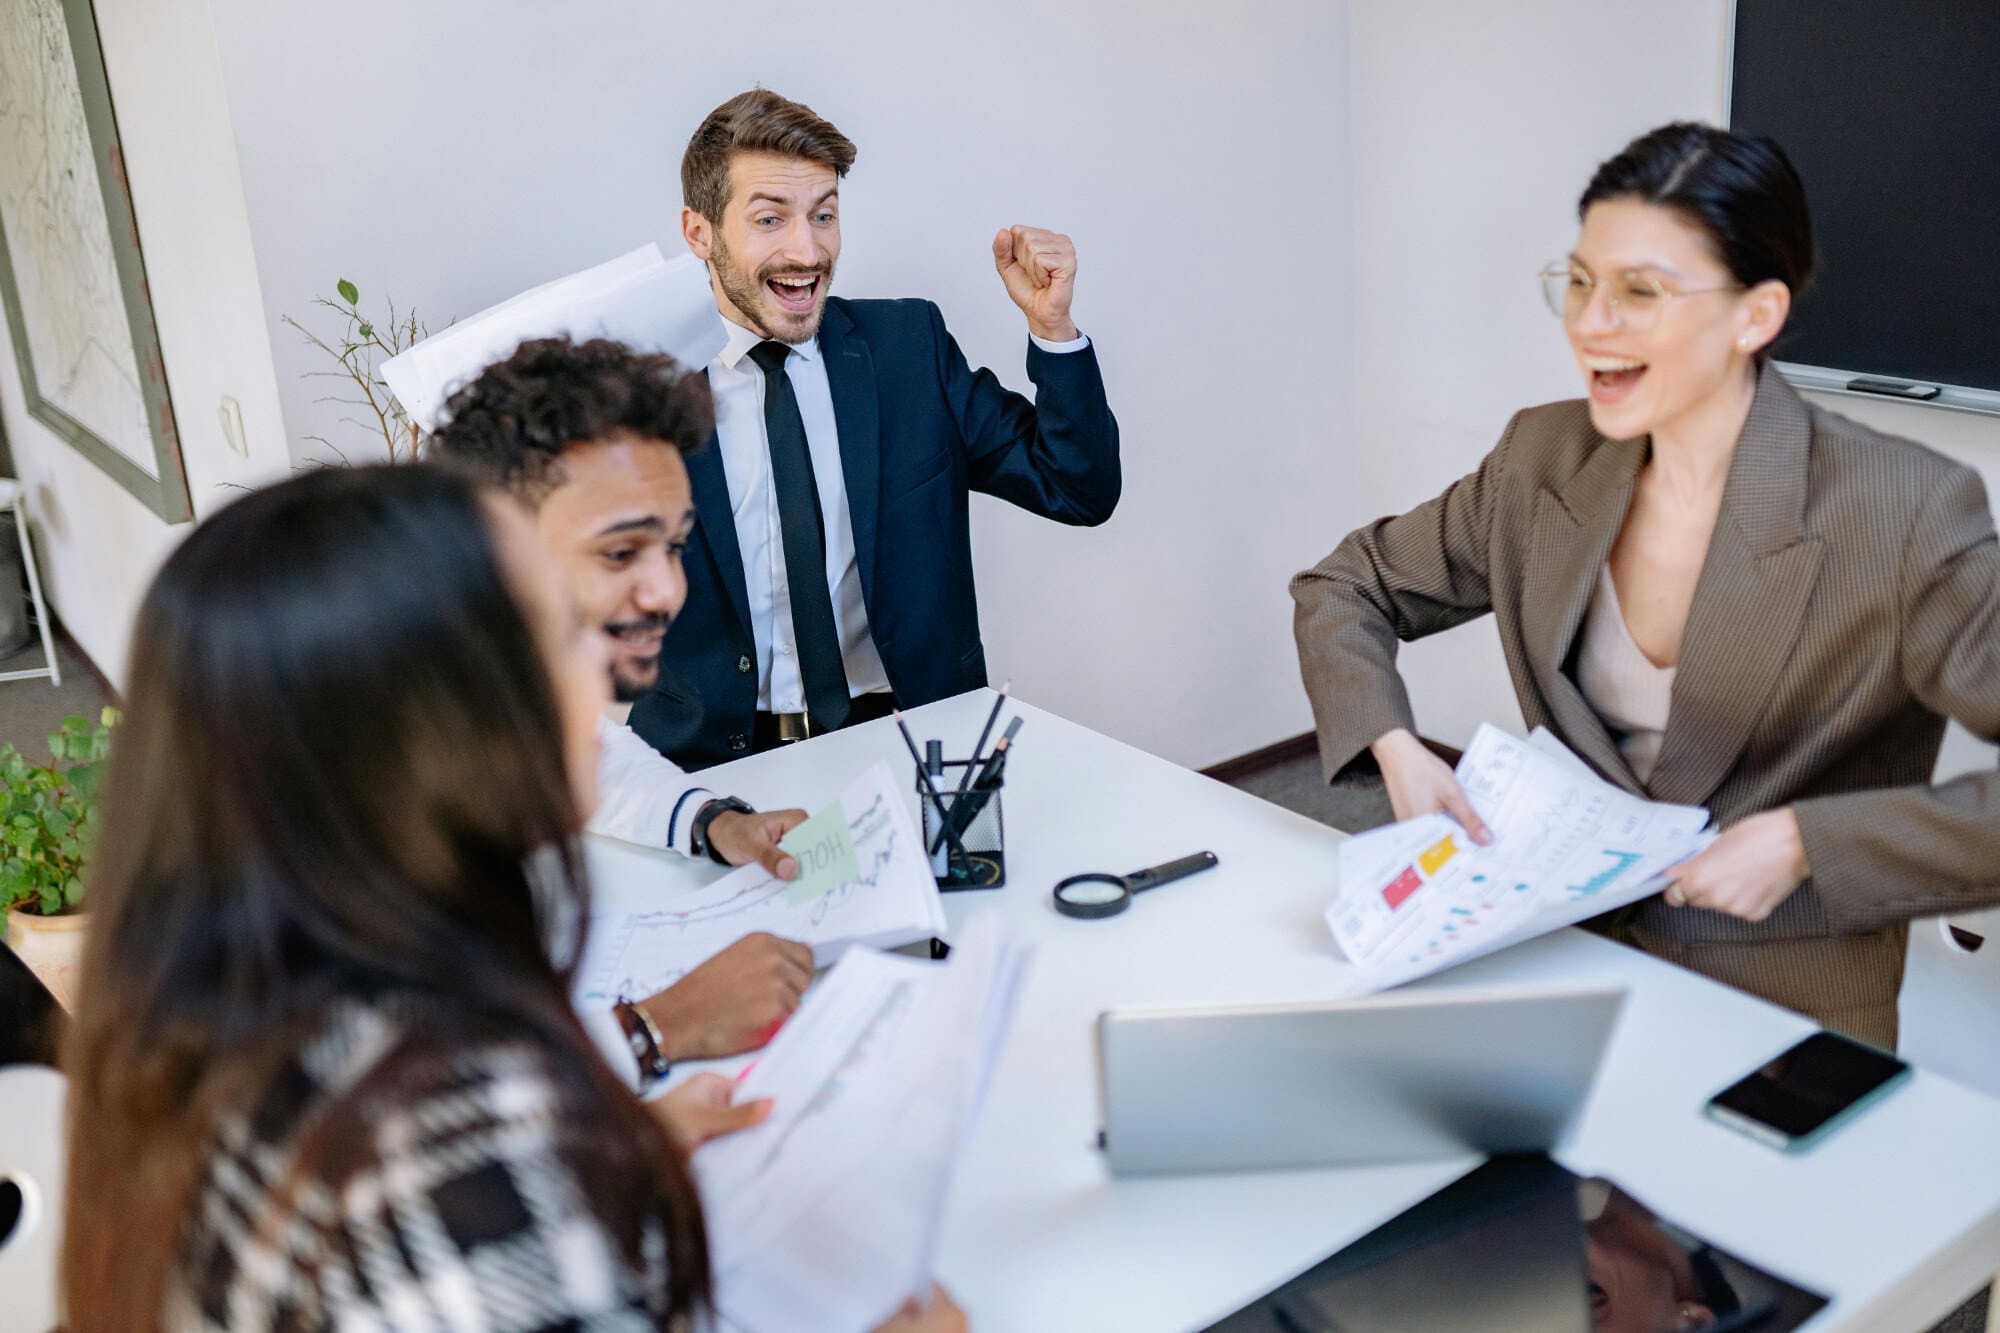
[573,761,947,1009]
[1328,725,1714,991]
[694,914,1030,1333]
[380,242,727,433]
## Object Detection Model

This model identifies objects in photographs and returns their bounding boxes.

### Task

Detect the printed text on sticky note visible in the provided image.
[780,800,860,903]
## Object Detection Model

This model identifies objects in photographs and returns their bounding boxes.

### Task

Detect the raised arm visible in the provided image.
[934,225,1120,524]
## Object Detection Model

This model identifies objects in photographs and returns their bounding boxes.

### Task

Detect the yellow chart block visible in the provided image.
[1418,835,1458,876]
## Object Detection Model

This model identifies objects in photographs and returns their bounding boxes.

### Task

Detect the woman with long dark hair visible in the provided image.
[1293,123,1999,1046]
[60,466,962,1330]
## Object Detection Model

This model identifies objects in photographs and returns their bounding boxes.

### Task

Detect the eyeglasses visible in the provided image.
[1538,261,1741,331]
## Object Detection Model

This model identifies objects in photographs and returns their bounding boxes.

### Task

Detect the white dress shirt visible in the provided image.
[709,319,889,713]
[707,316,1090,713]
[588,715,714,854]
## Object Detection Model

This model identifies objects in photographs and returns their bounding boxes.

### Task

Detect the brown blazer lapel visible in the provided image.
[1647,366,1826,807]
[1518,434,1647,792]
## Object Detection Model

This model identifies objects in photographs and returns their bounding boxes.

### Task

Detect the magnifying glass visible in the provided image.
[1052,851,1220,920]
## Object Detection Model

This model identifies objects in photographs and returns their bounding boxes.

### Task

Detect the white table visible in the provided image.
[596,690,2000,1332]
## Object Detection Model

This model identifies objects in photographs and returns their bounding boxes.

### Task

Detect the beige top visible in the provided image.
[1576,563,1675,785]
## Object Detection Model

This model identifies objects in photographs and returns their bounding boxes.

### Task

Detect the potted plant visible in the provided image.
[1,707,116,1008]
[283,277,436,465]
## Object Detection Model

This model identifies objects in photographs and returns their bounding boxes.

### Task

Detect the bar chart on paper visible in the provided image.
[1328,726,1715,991]
[1570,849,1643,899]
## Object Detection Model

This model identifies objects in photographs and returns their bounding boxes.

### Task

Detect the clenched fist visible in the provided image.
[992,224,1079,343]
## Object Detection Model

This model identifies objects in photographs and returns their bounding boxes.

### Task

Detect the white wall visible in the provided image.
[205,0,1353,769]
[1346,0,2000,782]
[0,0,292,694]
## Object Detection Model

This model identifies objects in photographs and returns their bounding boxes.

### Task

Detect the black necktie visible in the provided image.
[748,340,850,730]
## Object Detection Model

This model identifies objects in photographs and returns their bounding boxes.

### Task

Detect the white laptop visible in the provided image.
[1095,983,1626,1175]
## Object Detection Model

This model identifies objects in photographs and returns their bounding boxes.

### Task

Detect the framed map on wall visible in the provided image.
[0,0,189,522]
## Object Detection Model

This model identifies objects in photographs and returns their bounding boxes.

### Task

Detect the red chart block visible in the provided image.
[1382,865,1423,910]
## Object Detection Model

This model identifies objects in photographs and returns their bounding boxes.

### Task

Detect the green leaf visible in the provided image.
[100,705,120,729]
[59,715,90,735]
[63,876,83,908]
[357,322,374,338]
[36,882,59,916]
[337,278,360,305]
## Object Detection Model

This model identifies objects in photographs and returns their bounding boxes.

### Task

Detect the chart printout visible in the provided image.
[694,916,1028,1332]
[574,760,948,1008]
[1328,726,1714,991]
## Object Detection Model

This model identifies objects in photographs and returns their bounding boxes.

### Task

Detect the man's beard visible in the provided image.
[712,231,833,345]
[605,613,670,702]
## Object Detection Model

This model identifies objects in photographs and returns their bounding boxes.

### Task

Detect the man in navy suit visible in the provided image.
[629,89,1121,768]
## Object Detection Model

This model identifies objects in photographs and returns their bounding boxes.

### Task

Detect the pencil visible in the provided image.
[942,716,1022,846]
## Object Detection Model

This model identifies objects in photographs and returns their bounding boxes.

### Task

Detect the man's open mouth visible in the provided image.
[766,273,822,314]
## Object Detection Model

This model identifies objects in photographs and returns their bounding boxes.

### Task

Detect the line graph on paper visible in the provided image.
[745,980,914,1182]
[575,760,945,1006]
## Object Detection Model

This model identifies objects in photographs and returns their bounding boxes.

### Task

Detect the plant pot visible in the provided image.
[5,908,86,1010]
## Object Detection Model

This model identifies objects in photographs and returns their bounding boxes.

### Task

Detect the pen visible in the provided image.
[932,716,1022,853]
[894,710,974,867]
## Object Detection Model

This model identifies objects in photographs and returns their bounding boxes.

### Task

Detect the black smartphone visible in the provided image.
[1705,1031,1911,1152]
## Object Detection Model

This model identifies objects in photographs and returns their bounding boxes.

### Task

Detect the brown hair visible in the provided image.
[61,466,710,1327]
[681,88,857,222]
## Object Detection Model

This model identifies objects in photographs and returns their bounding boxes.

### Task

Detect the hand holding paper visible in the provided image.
[694,915,1028,1333]
[781,801,861,902]
[1328,725,1715,991]
[575,760,947,1010]
[707,805,809,880]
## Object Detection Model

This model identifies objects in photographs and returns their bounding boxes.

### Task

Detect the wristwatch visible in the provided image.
[688,795,756,865]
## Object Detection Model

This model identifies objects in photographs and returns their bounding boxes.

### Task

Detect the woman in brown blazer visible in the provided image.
[1292,123,2000,1047]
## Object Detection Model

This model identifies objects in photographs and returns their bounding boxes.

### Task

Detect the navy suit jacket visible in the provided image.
[630,296,1120,768]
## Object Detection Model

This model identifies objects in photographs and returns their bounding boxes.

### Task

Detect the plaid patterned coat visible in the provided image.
[1292,363,2000,1046]
[165,997,686,1331]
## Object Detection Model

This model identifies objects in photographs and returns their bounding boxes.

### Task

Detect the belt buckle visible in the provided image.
[775,711,813,744]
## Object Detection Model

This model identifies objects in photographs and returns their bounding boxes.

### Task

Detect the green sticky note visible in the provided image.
[780,799,859,904]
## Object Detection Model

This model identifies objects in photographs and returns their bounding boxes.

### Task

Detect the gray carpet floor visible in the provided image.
[1224,748,1987,1333]
[0,630,108,761]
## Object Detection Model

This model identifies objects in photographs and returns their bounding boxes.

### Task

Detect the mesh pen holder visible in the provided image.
[916,759,1006,890]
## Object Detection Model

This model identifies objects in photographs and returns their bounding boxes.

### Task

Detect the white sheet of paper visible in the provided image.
[380,243,727,432]
[694,914,1029,1333]
[572,760,946,1009]
[1328,724,1714,990]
